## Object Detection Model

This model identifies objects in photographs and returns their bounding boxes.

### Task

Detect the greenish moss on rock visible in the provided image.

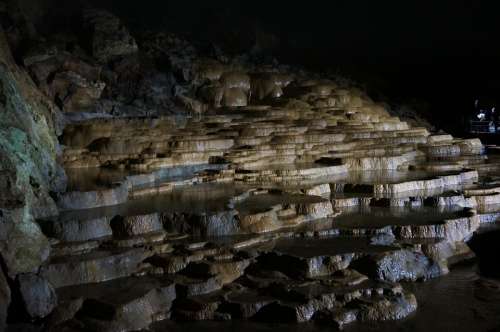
[0,26,65,276]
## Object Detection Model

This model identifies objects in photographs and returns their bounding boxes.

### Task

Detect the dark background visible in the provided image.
[24,0,500,134]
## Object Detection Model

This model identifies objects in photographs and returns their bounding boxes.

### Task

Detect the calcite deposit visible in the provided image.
[1,4,500,332]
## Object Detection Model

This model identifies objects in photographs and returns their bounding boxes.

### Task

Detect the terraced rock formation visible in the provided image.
[40,61,499,331]
[2,5,500,332]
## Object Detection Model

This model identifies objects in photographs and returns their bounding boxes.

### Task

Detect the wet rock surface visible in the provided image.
[1,3,500,332]
[353,250,442,282]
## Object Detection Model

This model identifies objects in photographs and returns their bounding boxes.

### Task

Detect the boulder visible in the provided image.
[18,273,57,319]
[0,25,64,277]
[51,71,105,113]
[354,250,442,282]
[0,208,51,277]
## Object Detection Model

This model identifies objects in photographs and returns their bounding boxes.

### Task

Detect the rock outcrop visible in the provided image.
[17,273,58,319]
[0,25,65,281]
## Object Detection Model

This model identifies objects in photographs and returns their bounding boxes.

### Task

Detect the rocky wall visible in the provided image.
[0,25,66,325]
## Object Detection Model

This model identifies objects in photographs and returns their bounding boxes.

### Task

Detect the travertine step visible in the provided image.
[40,248,153,288]
[55,276,176,331]
[45,49,492,332]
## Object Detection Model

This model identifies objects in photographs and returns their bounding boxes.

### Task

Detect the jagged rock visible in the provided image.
[250,279,402,323]
[354,250,442,282]
[51,71,105,113]
[0,208,51,277]
[263,284,339,322]
[18,273,57,319]
[102,55,178,116]
[23,48,106,114]
[356,293,417,321]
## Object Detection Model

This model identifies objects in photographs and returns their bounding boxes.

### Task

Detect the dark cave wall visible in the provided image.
[0,17,68,325]
[74,0,500,134]
[5,0,500,133]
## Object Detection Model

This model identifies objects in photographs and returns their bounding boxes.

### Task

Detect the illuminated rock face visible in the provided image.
[0,24,67,282]
[2,5,500,331]
[45,62,492,329]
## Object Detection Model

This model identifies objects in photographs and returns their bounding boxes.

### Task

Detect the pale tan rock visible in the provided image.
[221,71,251,91]
[394,214,480,242]
[222,87,248,107]
[304,184,331,197]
